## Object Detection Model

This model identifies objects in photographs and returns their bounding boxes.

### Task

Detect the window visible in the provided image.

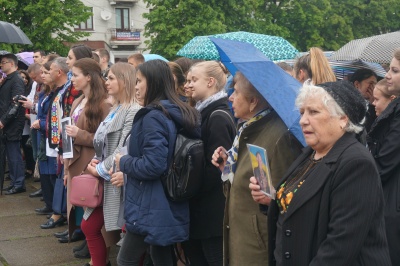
[75,7,94,31]
[116,8,130,30]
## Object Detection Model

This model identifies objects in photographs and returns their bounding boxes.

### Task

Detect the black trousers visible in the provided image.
[40,174,57,210]
[21,134,35,172]
[117,230,175,266]
[182,236,223,266]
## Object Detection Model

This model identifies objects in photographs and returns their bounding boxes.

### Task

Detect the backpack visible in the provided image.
[162,126,204,202]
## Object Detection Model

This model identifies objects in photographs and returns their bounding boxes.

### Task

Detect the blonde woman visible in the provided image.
[294,47,336,85]
[84,62,141,266]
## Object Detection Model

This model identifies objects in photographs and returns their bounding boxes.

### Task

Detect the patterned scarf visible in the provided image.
[195,90,227,112]
[222,109,271,184]
[49,72,72,148]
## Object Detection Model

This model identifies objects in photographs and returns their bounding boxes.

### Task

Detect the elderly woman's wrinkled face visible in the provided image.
[229,83,252,120]
[299,96,346,156]
[386,58,400,94]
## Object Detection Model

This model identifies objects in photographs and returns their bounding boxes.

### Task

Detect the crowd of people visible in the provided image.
[0,44,399,266]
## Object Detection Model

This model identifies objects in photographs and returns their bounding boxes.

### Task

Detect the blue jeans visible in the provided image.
[6,140,25,189]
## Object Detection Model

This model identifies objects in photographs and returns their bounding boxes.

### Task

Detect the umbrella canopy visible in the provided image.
[210,37,305,146]
[330,31,400,64]
[178,31,299,61]
[329,60,386,80]
[16,52,34,65]
[282,57,386,79]
[143,54,169,62]
[0,21,32,45]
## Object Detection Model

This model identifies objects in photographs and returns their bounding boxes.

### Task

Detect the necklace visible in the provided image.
[276,151,322,213]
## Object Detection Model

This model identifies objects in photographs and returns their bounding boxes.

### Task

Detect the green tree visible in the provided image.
[0,0,92,55]
[143,0,226,59]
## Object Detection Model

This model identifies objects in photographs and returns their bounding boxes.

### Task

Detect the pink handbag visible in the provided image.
[70,174,104,208]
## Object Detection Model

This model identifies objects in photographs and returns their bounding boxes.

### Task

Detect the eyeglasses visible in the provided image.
[1,61,10,65]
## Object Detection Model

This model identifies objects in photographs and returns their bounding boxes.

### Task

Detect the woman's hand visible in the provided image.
[249,176,271,206]
[86,161,100,177]
[63,174,68,186]
[31,120,40,129]
[65,125,79,138]
[111,171,124,187]
[211,146,228,172]
[114,153,122,171]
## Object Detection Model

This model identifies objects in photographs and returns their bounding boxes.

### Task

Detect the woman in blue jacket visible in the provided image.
[114,59,201,265]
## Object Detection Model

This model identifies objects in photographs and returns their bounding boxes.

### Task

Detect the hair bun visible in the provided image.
[218,61,229,74]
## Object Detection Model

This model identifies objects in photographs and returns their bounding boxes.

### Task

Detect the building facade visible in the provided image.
[76,0,149,62]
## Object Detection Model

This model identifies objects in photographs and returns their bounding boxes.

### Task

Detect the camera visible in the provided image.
[13,95,26,102]
[9,95,25,116]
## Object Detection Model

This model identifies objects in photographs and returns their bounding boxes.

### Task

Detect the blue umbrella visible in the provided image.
[143,54,169,62]
[210,37,305,146]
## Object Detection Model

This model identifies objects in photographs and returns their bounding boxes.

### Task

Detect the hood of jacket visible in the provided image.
[136,99,201,139]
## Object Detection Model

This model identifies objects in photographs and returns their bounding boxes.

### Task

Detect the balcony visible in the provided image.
[109,0,138,5]
[109,28,142,46]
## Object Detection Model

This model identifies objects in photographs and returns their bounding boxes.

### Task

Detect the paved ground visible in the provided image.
[0,177,118,266]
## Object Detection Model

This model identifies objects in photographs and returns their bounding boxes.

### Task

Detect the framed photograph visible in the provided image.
[61,117,73,159]
[246,144,276,199]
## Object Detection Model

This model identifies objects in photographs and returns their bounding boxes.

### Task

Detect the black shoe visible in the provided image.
[47,214,51,219]
[73,239,87,252]
[25,172,33,179]
[35,206,53,215]
[2,184,13,191]
[59,230,85,243]
[4,187,26,195]
[40,216,66,229]
[55,229,69,238]
[29,188,43,198]
[74,241,90,259]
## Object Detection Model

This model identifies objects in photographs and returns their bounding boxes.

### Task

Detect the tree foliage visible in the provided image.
[143,0,400,58]
[0,0,92,55]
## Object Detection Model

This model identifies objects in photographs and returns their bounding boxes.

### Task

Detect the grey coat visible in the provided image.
[84,103,141,231]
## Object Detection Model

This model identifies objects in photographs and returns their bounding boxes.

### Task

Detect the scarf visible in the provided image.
[49,72,72,148]
[222,109,271,184]
[195,90,227,112]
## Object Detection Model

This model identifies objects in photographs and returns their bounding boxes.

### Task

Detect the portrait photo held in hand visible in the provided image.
[61,117,73,159]
[247,144,275,199]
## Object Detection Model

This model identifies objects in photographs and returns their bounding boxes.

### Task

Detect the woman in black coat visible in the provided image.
[183,61,236,265]
[367,48,400,265]
[251,81,391,266]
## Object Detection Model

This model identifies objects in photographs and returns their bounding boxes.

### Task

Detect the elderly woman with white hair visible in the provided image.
[250,81,391,266]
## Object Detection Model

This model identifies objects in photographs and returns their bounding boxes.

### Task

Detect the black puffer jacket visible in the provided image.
[0,71,25,141]
[367,96,400,265]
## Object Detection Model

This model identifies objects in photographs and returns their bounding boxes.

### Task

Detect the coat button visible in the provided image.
[226,225,230,229]
[140,181,142,185]
[285,230,291,237]
[284,252,291,259]
[243,136,248,140]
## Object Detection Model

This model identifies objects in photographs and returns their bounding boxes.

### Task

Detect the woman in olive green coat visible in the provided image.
[212,72,302,266]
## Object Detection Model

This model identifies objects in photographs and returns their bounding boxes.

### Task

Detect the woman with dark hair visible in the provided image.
[64,58,111,264]
[349,68,378,132]
[114,60,201,265]
[53,45,96,248]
